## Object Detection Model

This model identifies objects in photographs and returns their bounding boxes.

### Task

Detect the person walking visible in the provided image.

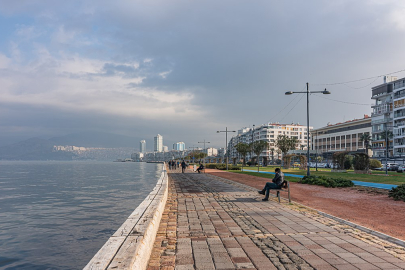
[181,160,187,173]
[258,168,284,201]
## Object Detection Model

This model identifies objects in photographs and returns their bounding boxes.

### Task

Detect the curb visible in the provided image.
[84,165,168,270]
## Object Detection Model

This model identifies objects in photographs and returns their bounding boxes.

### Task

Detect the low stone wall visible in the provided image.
[84,166,168,270]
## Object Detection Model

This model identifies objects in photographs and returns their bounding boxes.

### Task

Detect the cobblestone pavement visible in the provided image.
[148,170,405,270]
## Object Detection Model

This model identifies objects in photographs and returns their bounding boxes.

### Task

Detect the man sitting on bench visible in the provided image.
[258,168,284,201]
[197,163,204,173]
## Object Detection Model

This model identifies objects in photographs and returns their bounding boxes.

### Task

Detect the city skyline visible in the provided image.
[1,1,405,149]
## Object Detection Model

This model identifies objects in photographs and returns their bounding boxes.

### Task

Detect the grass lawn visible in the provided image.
[232,166,405,185]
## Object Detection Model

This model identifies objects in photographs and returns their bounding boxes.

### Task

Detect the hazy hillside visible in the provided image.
[49,132,139,148]
[0,138,77,160]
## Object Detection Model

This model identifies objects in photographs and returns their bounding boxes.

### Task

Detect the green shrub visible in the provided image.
[369,159,382,169]
[344,156,353,170]
[204,163,240,170]
[389,184,405,202]
[300,175,354,188]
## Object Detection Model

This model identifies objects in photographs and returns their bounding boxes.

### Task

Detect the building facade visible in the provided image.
[311,116,371,156]
[228,123,312,164]
[392,78,405,156]
[371,76,397,157]
[140,140,146,153]
[205,147,218,156]
[173,142,186,151]
[154,134,163,152]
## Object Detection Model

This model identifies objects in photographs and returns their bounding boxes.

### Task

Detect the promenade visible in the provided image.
[147,169,405,270]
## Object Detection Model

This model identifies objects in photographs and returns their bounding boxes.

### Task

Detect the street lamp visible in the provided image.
[198,139,210,173]
[285,82,331,176]
[217,127,236,170]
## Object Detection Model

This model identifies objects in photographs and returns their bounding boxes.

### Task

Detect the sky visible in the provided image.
[1,0,405,150]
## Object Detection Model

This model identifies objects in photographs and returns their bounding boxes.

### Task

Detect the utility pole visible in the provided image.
[217,127,236,170]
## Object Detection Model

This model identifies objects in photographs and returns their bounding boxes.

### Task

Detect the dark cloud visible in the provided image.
[1,0,405,148]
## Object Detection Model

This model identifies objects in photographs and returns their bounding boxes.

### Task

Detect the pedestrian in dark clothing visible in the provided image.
[197,164,204,173]
[181,160,187,173]
[258,168,284,201]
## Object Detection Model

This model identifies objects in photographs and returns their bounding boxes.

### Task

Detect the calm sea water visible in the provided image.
[0,161,163,270]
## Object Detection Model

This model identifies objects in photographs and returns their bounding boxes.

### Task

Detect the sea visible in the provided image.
[0,161,163,270]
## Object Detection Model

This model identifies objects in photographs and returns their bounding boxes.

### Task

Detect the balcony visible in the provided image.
[371,118,392,125]
[394,111,405,118]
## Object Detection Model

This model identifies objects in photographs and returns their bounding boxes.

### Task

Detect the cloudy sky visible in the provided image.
[1,0,405,149]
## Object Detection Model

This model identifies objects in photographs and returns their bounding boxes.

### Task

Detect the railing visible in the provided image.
[371,118,393,125]
[394,80,405,90]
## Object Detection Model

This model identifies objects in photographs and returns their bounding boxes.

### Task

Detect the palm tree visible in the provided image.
[359,133,371,155]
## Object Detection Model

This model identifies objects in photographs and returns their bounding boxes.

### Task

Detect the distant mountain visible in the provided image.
[0,138,77,160]
[0,132,140,160]
[49,132,139,148]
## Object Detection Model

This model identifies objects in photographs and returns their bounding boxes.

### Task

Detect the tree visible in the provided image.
[380,130,393,157]
[359,133,371,155]
[235,143,250,168]
[270,148,275,164]
[275,135,299,166]
[250,140,269,172]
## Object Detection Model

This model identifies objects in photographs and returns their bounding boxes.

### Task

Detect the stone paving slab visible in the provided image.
[148,169,405,270]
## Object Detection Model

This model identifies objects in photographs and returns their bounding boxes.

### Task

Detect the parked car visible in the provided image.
[381,163,400,171]
[397,165,405,173]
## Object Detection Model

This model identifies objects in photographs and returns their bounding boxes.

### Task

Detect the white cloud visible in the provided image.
[0,53,11,69]
[0,51,201,121]
[159,70,171,79]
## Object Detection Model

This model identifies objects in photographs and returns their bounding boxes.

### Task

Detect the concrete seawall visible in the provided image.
[84,165,168,270]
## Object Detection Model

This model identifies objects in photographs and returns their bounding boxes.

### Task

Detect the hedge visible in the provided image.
[300,175,354,188]
[205,163,241,170]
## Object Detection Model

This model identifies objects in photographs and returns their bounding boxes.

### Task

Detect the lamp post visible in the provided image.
[251,124,255,163]
[285,83,331,177]
[198,140,210,173]
[217,127,236,170]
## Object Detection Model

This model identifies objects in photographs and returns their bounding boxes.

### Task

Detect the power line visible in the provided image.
[279,94,306,122]
[268,85,305,123]
[311,68,405,86]
[314,94,373,106]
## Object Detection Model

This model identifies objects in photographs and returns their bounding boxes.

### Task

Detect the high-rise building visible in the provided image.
[140,140,146,153]
[371,76,396,157]
[173,142,186,151]
[371,75,405,158]
[154,134,163,152]
[163,146,169,152]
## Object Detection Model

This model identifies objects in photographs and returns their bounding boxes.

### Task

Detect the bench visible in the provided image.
[275,181,291,203]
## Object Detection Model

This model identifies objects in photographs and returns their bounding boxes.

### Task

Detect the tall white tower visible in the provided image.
[140,140,146,153]
[154,134,163,152]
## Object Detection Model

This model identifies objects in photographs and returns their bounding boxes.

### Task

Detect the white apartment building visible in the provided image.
[392,77,405,156]
[311,116,371,155]
[154,134,163,152]
[173,142,186,151]
[228,123,312,164]
[371,76,396,157]
[140,140,146,153]
[205,147,218,156]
